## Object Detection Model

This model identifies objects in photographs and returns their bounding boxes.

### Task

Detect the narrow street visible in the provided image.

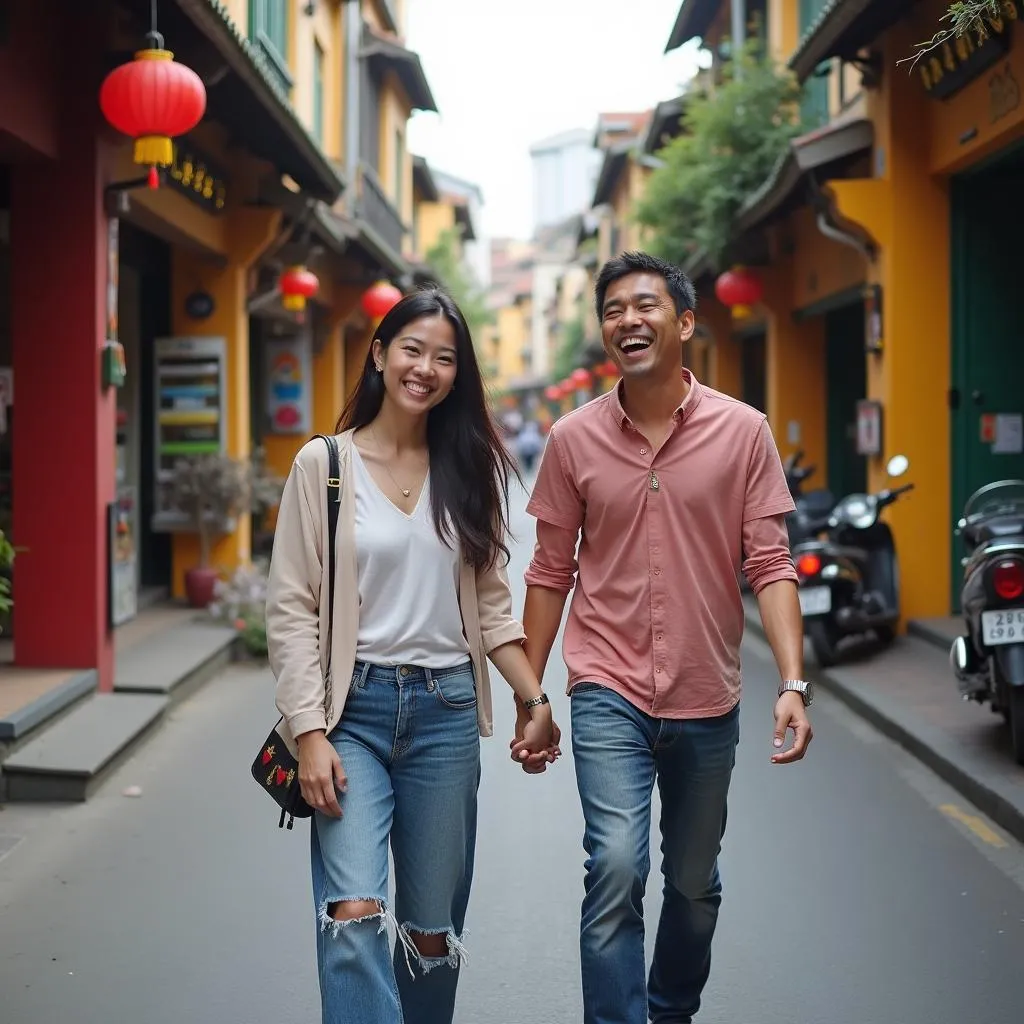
[2,481,1024,1024]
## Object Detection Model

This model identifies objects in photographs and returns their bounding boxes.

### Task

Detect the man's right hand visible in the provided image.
[297,730,347,817]
[510,702,561,774]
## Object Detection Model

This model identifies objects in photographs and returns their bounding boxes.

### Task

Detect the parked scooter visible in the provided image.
[948,480,1024,765]
[792,455,914,666]
[783,449,834,549]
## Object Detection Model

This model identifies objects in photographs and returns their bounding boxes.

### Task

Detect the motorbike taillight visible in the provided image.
[991,559,1024,601]
[796,553,821,578]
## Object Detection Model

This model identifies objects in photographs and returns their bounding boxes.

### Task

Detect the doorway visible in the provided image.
[951,152,1024,607]
[824,302,868,500]
[739,328,766,413]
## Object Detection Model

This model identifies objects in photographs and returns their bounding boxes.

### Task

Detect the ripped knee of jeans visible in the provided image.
[318,897,394,940]
[397,924,469,977]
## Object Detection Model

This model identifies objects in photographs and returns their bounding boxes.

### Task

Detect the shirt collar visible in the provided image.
[609,369,704,431]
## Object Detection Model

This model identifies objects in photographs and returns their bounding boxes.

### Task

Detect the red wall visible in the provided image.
[9,5,115,684]
[0,0,59,159]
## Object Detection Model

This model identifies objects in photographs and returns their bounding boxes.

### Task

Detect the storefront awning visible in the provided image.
[733,116,874,234]
[664,0,719,53]
[169,0,345,201]
[360,29,438,113]
[789,0,919,83]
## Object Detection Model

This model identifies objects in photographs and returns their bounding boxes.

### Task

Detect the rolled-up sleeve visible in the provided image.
[525,430,585,532]
[742,513,798,594]
[476,555,527,653]
[524,519,579,594]
[265,458,328,738]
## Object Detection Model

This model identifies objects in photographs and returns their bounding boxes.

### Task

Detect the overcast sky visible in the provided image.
[405,0,705,240]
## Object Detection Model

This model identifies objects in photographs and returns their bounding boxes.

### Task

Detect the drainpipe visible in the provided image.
[731,0,745,72]
[345,0,361,192]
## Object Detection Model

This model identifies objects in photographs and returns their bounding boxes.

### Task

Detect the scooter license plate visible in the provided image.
[799,586,832,617]
[980,608,1024,646]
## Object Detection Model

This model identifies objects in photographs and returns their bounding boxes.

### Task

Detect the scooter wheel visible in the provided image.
[808,620,840,668]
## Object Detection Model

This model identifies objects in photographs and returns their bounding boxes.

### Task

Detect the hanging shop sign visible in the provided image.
[103,219,126,389]
[920,1,1022,100]
[167,142,229,213]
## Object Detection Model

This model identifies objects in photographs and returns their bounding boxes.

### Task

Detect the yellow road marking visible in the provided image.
[939,803,1009,849]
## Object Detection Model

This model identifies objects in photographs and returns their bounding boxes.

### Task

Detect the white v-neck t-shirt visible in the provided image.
[352,446,471,668]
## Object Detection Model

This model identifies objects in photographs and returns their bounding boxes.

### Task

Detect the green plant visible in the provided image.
[249,446,285,519]
[633,36,805,269]
[905,2,1004,67]
[0,528,13,629]
[424,227,493,341]
[552,316,586,382]
[209,561,269,658]
[165,453,251,568]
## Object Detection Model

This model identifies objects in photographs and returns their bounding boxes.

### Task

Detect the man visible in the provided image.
[512,251,812,1024]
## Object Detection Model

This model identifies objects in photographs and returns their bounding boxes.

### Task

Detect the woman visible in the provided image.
[266,289,559,1024]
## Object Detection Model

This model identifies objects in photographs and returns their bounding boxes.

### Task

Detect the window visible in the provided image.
[799,0,831,127]
[313,40,325,145]
[248,0,292,94]
[394,129,405,211]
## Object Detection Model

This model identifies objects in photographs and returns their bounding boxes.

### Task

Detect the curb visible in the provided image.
[743,611,1024,847]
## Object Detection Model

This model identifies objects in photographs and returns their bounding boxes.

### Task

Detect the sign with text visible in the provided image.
[265,335,312,436]
[920,0,1021,100]
[166,141,229,214]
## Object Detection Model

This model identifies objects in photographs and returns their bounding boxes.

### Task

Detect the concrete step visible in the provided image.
[2,692,168,802]
[114,623,237,702]
[908,616,963,653]
[0,669,97,749]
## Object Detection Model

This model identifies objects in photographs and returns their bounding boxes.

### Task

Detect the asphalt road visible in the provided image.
[1,480,1024,1024]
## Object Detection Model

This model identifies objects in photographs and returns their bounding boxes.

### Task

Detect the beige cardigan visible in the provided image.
[266,430,527,758]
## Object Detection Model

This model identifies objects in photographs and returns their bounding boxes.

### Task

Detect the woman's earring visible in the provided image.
[375,363,383,372]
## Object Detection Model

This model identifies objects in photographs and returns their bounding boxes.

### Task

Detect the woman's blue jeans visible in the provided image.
[310,659,481,1024]
[571,683,740,1024]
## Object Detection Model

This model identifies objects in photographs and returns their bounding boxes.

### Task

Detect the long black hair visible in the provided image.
[336,288,519,570]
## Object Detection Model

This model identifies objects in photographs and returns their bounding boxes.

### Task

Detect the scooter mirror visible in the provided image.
[886,454,909,478]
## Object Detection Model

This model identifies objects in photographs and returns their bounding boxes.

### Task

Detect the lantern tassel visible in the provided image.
[147,166,160,190]
[134,135,173,169]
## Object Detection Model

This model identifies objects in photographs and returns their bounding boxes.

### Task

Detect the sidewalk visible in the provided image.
[743,597,1024,844]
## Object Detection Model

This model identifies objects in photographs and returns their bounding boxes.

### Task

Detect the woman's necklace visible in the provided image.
[370,425,425,498]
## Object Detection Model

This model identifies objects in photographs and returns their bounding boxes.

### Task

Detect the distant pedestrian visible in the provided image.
[512,251,813,1024]
[515,419,544,473]
[266,289,560,1024]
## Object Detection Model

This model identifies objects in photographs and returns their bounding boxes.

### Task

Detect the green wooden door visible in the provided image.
[825,303,868,499]
[950,165,1024,607]
[799,0,831,127]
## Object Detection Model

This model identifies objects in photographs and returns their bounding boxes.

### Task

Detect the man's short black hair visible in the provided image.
[594,251,697,320]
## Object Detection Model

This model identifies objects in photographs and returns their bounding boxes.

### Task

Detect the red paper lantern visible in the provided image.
[570,367,593,390]
[279,266,320,312]
[361,281,403,319]
[99,40,206,190]
[544,384,562,402]
[714,266,763,318]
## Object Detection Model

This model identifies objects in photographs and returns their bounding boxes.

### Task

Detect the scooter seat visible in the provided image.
[800,489,835,517]
[963,515,1024,548]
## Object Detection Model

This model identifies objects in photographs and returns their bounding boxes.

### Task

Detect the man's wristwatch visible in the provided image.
[779,679,814,707]
[522,693,550,710]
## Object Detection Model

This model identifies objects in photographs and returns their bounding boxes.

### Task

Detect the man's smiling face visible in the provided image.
[600,272,694,380]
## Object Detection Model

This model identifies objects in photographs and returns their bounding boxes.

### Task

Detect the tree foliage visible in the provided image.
[424,228,492,342]
[552,317,585,382]
[633,39,805,269]
[906,2,1004,66]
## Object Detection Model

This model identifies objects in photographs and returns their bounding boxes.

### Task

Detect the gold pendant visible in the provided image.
[402,488,411,497]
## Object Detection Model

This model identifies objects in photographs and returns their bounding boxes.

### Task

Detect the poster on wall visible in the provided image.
[265,334,312,435]
[108,487,138,627]
[856,400,883,457]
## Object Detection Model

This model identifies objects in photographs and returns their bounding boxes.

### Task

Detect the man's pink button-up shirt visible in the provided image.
[524,373,798,719]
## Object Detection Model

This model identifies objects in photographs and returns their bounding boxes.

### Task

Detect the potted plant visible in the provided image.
[249,446,284,559]
[166,452,251,608]
[0,527,13,634]
[209,560,270,659]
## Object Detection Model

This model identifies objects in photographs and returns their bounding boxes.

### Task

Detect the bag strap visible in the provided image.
[314,433,342,661]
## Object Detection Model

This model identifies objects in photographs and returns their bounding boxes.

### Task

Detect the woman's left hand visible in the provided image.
[511,706,561,772]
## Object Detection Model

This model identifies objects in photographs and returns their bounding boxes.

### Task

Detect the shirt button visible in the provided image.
[656,634,663,641]
[656,668,663,674]
[654,569,661,576]
[640,447,648,455]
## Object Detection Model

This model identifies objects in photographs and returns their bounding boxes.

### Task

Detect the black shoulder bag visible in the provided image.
[251,433,342,829]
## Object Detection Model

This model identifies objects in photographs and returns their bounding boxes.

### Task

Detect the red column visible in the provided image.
[9,12,115,686]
